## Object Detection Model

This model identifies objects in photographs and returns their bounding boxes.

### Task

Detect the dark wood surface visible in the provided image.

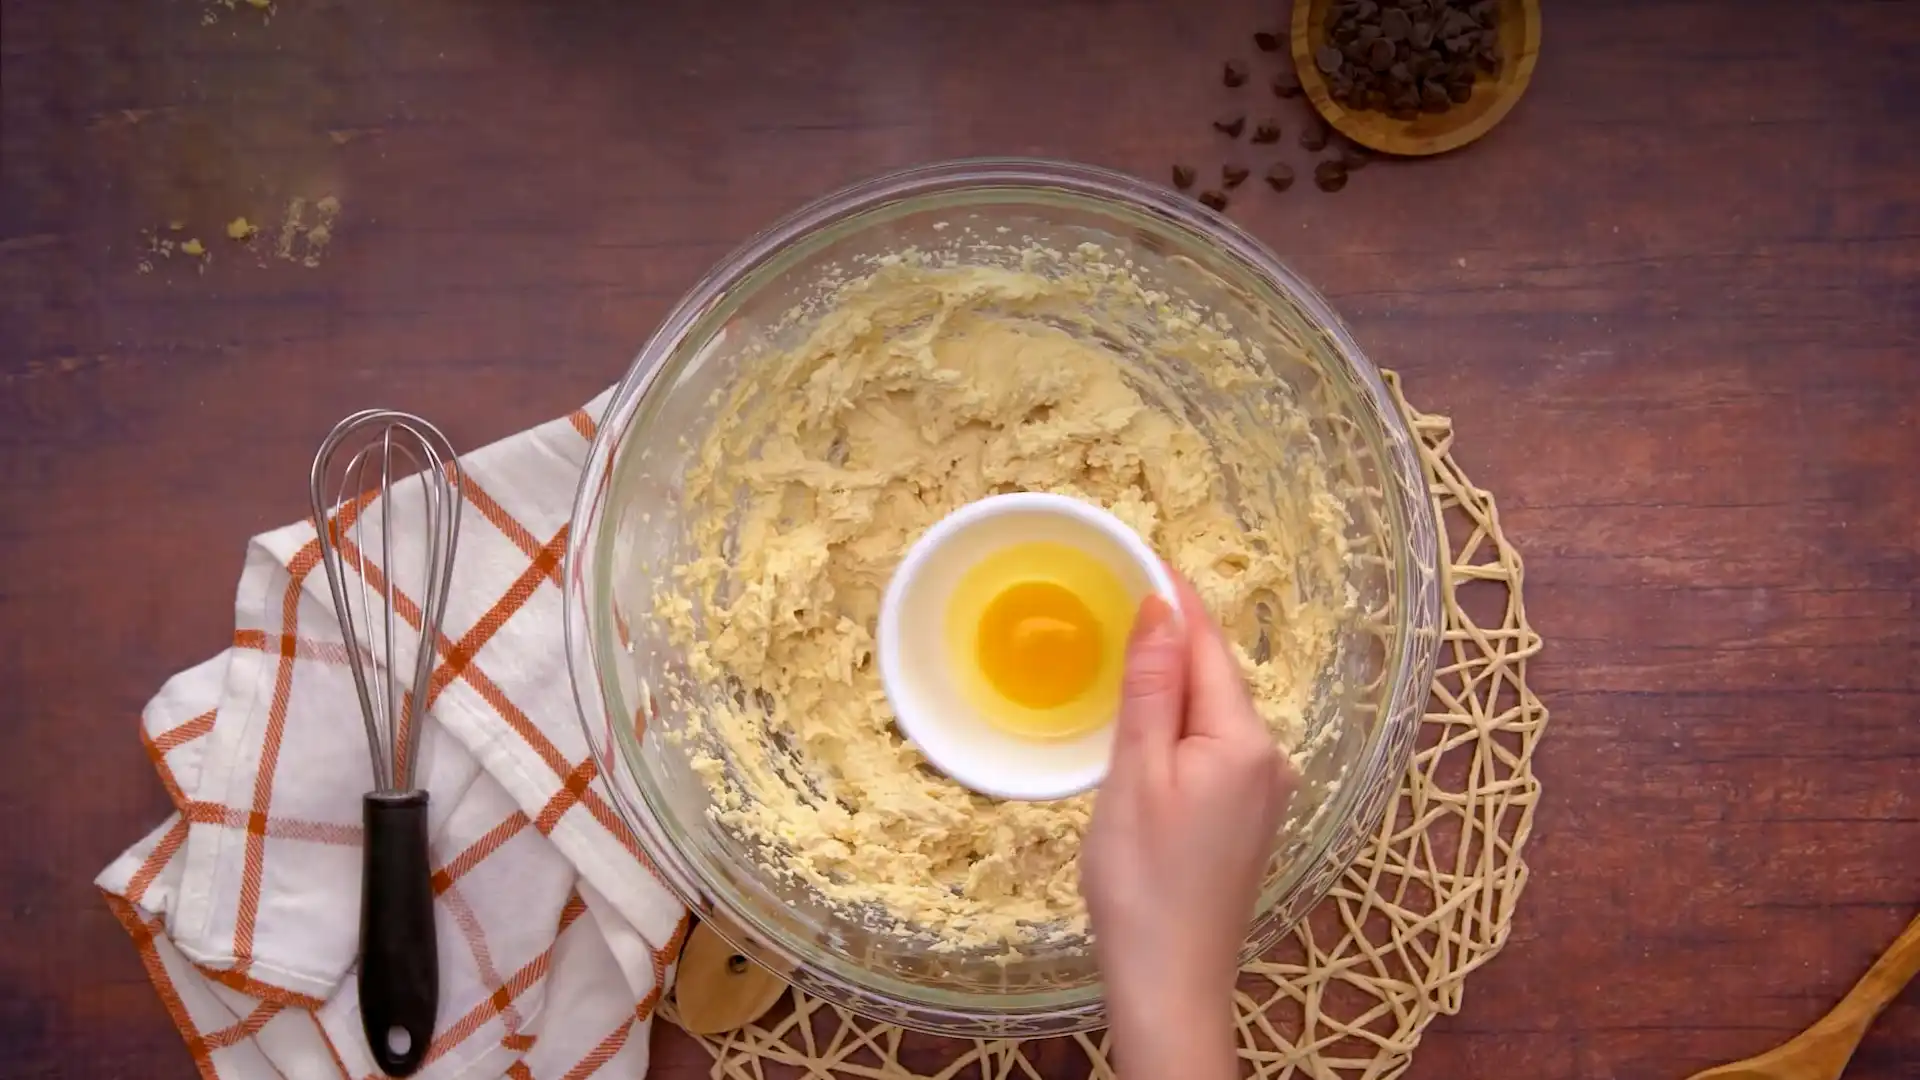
[4,0,1916,1077]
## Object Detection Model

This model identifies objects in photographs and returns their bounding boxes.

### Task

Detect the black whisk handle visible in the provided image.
[358,790,438,1077]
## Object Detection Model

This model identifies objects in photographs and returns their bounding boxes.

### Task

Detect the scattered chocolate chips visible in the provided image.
[1177,19,1422,212]
[1315,0,1502,117]
[1300,116,1329,151]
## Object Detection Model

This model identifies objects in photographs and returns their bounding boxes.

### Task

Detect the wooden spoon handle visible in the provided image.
[1825,912,1920,1029]
[671,920,789,1035]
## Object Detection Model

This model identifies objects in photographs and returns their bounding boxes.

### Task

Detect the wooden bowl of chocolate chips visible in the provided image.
[1291,0,1539,156]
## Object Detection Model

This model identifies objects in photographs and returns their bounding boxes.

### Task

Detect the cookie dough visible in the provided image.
[657,246,1349,950]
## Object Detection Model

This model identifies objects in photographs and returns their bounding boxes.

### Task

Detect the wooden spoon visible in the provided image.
[1687,913,1920,1080]
[671,920,790,1035]
[1290,0,1541,156]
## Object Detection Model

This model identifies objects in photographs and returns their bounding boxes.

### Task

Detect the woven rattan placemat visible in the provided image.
[667,375,1547,1080]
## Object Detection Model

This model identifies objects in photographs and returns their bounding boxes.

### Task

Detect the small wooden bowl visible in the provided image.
[1290,0,1541,157]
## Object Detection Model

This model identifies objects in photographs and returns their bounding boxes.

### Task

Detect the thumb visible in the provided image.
[1108,595,1187,787]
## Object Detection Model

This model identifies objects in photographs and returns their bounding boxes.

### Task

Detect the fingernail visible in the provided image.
[1130,595,1180,650]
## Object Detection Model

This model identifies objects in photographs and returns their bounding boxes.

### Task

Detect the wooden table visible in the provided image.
[4,0,1915,1076]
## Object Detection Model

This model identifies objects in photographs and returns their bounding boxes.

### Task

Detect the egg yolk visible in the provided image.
[975,581,1103,710]
[944,540,1132,740]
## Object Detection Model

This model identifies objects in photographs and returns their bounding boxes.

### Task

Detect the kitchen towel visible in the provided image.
[97,392,691,1080]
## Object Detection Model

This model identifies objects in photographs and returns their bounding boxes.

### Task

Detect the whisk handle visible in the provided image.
[358,790,438,1077]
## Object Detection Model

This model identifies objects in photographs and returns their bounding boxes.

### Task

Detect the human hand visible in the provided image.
[1081,579,1297,1079]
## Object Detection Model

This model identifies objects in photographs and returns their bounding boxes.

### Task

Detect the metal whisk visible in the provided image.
[309,409,462,1078]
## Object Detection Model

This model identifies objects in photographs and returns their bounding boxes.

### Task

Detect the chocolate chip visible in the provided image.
[1314,160,1349,192]
[1222,163,1250,188]
[1300,116,1329,151]
[1251,118,1282,143]
[1339,142,1372,170]
[1273,70,1303,97]
[1212,113,1246,137]
[1254,30,1284,52]
[1172,164,1196,190]
[1265,162,1296,192]
[1198,189,1230,212]
[1224,59,1250,88]
[1318,0,1500,117]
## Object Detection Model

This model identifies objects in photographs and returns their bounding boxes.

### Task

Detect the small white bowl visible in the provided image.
[877,493,1180,801]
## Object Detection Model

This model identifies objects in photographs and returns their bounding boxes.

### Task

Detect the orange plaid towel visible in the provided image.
[96,392,691,1079]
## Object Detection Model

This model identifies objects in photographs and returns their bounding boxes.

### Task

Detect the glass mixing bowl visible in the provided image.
[564,159,1440,1037]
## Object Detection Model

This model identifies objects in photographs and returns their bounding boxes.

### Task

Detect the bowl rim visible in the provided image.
[562,156,1442,1033]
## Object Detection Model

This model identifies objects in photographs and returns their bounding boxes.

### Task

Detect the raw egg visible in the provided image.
[943,541,1135,740]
